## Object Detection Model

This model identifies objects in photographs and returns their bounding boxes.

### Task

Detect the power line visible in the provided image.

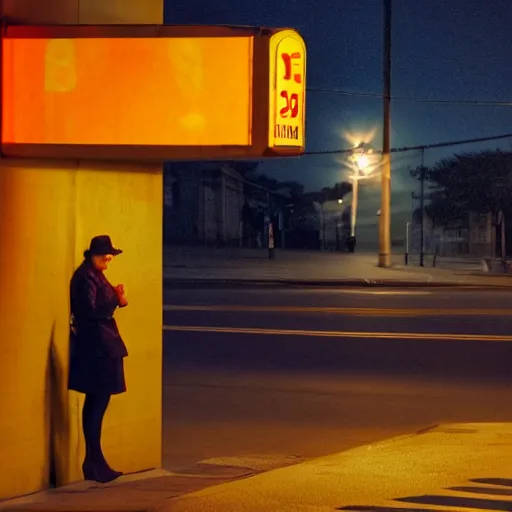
[304,132,512,157]
[307,87,512,106]
[305,147,355,156]
[391,133,512,153]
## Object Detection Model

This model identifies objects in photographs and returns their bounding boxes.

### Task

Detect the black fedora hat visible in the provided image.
[87,235,123,256]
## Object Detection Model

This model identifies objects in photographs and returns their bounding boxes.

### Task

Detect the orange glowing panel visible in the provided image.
[268,30,306,150]
[2,36,253,149]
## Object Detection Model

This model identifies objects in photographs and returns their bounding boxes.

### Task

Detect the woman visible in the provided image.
[68,235,128,483]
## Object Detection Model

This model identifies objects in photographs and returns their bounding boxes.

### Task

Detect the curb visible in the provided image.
[164,422,512,511]
[163,277,512,290]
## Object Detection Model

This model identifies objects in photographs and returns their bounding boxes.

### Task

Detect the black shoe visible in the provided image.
[82,460,123,483]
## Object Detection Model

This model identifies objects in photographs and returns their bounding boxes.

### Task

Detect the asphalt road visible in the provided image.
[162,286,512,475]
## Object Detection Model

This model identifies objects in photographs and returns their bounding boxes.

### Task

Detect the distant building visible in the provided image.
[164,162,244,245]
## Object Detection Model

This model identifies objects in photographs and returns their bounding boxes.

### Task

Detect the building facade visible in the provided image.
[164,163,244,245]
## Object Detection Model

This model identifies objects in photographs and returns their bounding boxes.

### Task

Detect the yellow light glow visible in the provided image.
[342,128,377,148]
[355,154,370,170]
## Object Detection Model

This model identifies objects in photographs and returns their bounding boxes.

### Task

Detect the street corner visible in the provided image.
[0,469,171,512]
[164,423,512,512]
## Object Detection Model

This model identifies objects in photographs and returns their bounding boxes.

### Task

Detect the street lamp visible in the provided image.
[347,144,373,252]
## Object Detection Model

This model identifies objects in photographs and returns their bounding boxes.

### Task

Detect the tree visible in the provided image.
[423,150,512,227]
[276,180,305,199]
[316,182,352,203]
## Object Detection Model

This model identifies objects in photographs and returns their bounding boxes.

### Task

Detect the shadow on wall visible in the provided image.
[45,322,70,488]
[339,477,512,512]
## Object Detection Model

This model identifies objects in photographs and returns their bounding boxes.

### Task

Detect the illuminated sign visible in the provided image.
[2,35,252,148]
[269,31,306,149]
[1,25,306,160]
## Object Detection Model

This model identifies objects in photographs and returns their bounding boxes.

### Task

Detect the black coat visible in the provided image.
[69,259,128,360]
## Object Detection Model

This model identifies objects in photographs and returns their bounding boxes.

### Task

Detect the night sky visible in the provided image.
[165,0,512,245]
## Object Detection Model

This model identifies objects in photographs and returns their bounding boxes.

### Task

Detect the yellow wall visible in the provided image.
[73,164,163,480]
[0,0,163,500]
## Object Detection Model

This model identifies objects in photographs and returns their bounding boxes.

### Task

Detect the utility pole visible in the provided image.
[404,221,410,265]
[499,210,506,264]
[379,0,392,267]
[419,148,425,267]
[321,202,326,252]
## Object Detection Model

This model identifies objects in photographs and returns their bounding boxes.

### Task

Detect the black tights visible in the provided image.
[82,393,111,467]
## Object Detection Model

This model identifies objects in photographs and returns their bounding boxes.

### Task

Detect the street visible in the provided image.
[162,286,512,475]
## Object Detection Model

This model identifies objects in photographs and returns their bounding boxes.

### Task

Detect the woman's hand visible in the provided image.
[114,284,128,307]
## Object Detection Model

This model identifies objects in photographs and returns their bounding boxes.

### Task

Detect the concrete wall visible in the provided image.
[0,0,163,500]
[1,0,162,24]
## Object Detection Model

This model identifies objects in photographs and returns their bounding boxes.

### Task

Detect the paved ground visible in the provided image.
[4,284,512,511]
[167,422,512,512]
[162,286,512,475]
[9,423,512,512]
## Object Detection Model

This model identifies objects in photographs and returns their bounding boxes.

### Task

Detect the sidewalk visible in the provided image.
[3,423,512,512]
[164,246,512,287]
[168,422,512,512]
[0,467,255,512]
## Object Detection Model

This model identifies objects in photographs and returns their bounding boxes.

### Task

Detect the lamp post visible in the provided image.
[350,175,359,240]
[336,198,343,250]
[347,144,372,252]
